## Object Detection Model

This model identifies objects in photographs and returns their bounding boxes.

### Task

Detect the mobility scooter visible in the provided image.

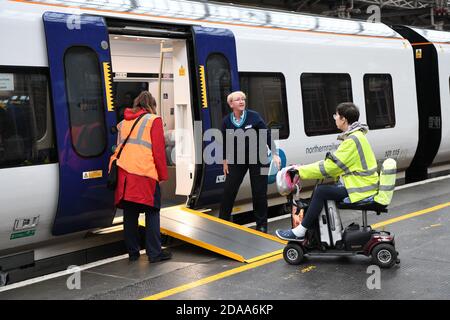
[276,166,400,268]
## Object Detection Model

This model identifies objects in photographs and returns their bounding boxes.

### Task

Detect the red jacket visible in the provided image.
[115,108,168,209]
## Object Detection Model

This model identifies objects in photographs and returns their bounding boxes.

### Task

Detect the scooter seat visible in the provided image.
[337,201,388,215]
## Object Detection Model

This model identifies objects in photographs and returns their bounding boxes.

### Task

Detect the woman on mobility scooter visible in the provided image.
[275,102,399,268]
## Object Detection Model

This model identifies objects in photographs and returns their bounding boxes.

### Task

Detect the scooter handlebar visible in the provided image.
[287,167,298,181]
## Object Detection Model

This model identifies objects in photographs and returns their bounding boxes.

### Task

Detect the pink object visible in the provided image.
[276,166,301,196]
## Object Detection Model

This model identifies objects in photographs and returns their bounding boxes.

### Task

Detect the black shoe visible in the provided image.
[128,254,140,261]
[148,249,172,263]
[256,225,268,233]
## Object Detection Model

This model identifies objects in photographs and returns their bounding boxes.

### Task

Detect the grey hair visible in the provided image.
[227,91,246,106]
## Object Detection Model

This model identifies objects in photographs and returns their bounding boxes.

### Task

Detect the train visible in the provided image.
[1,0,449,265]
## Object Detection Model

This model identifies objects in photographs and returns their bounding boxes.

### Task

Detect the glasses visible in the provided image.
[233,97,246,102]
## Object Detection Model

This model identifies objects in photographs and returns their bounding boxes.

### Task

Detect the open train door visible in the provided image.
[189,26,240,208]
[43,12,116,235]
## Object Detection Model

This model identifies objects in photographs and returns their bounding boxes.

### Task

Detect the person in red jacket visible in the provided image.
[112,91,171,263]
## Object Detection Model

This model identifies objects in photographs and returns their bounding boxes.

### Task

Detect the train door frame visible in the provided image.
[42,12,117,235]
[188,26,240,208]
[105,18,199,206]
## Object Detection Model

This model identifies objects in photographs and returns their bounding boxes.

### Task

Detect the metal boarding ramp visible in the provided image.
[139,206,286,263]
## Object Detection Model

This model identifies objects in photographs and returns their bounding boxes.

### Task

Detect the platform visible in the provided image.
[0,176,449,300]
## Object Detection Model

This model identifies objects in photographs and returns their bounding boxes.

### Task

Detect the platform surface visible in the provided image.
[1,177,449,300]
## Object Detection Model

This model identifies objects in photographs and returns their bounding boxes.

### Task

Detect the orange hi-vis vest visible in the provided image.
[110,113,160,181]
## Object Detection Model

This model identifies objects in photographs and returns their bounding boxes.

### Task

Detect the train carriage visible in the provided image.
[0,0,448,265]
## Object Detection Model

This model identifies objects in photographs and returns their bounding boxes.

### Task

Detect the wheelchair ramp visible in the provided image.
[139,206,285,263]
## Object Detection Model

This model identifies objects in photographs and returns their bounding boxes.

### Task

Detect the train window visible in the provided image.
[64,46,107,157]
[239,72,289,139]
[300,73,353,136]
[0,67,57,168]
[206,53,232,129]
[364,74,395,129]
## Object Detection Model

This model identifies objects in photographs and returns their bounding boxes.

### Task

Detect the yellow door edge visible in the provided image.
[102,62,114,112]
[179,207,287,244]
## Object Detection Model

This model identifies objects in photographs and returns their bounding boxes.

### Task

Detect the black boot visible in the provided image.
[256,225,268,233]
[148,249,172,263]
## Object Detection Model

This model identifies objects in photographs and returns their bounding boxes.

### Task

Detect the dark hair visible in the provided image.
[336,102,359,124]
[133,91,157,114]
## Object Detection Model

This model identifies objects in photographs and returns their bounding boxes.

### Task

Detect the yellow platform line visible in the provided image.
[371,201,450,229]
[244,249,284,263]
[141,254,283,300]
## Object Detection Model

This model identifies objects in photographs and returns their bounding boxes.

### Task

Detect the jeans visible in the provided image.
[301,184,349,229]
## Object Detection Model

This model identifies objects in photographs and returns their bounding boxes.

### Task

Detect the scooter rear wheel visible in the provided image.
[283,243,304,265]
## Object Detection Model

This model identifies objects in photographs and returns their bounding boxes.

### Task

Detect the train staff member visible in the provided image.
[220,91,281,233]
[109,91,171,262]
[276,102,379,241]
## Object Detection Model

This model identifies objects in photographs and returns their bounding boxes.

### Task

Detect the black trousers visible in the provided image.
[301,184,348,229]
[219,164,268,227]
[122,201,161,259]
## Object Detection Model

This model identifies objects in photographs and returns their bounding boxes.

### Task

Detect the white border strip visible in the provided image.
[394,173,450,190]
[0,249,146,293]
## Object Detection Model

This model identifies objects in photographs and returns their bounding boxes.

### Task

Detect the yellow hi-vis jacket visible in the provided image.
[298,129,379,203]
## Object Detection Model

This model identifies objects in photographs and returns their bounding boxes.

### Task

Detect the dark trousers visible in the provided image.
[301,184,349,229]
[219,164,268,227]
[122,201,161,259]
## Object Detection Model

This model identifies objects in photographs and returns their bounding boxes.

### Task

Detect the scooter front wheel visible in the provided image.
[283,242,304,265]
[371,243,397,268]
